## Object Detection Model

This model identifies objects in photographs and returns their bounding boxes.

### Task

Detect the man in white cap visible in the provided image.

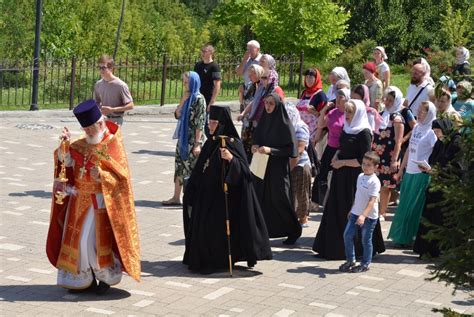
[236,40,263,111]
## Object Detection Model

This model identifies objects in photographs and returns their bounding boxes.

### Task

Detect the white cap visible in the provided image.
[247,40,260,49]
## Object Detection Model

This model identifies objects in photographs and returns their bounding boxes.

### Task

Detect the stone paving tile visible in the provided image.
[0,116,472,316]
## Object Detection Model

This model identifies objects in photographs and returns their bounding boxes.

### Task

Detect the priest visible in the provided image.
[46,100,141,294]
[183,105,272,274]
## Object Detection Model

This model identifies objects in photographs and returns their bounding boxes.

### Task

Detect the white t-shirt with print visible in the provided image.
[406,81,433,115]
[406,124,437,174]
[350,173,381,220]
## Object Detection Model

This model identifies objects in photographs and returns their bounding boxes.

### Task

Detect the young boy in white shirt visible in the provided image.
[339,151,381,273]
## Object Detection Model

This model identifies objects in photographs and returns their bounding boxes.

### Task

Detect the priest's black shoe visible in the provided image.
[282,235,299,245]
[95,281,111,295]
[67,280,97,294]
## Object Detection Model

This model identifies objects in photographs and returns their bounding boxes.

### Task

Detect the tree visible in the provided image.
[426,120,474,293]
[212,0,349,61]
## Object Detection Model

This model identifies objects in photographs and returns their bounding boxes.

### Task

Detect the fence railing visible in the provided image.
[0,53,304,109]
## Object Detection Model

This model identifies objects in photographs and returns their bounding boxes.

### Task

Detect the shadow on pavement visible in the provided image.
[141,260,263,279]
[9,190,52,199]
[132,149,174,157]
[0,284,131,302]
[135,200,183,210]
[168,239,185,246]
[287,265,339,278]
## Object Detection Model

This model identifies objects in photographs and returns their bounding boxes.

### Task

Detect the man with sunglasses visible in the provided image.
[94,55,134,126]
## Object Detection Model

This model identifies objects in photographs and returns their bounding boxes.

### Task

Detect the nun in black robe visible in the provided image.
[252,93,302,244]
[183,105,272,274]
[413,118,461,258]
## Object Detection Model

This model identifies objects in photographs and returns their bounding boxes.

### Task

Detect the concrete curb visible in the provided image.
[0,98,299,118]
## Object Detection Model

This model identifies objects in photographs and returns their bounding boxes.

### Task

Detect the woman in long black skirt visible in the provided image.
[313,99,385,260]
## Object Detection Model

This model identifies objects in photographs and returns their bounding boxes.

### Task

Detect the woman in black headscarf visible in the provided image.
[183,105,272,274]
[252,93,302,245]
[413,118,461,258]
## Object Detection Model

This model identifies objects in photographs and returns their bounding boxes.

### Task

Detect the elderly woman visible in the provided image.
[313,99,385,260]
[237,64,265,160]
[373,46,390,90]
[389,101,437,246]
[327,67,350,102]
[162,71,206,206]
[252,93,302,245]
[259,54,279,86]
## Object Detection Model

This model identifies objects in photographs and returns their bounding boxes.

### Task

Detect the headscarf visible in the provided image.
[337,88,351,101]
[375,46,388,60]
[343,99,372,135]
[456,80,472,100]
[261,54,279,86]
[209,105,239,139]
[331,67,350,85]
[302,68,323,96]
[415,101,437,136]
[252,93,298,158]
[380,86,403,130]
[249,70,278,122]
[178,71,201,160]
[418,58,435,86]
[456,47,470,65]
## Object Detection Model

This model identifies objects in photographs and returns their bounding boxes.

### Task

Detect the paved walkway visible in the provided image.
[0,114,472,316]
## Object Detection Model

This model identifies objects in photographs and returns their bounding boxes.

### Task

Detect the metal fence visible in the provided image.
[0,53,304,109]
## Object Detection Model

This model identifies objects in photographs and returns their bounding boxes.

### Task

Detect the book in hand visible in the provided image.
[250,152,269,179]
[411,159,431,170]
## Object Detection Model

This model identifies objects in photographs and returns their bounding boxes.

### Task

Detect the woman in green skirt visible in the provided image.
[389,101,437,246]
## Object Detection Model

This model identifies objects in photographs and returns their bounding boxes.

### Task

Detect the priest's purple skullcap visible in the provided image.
[73,99,102,127]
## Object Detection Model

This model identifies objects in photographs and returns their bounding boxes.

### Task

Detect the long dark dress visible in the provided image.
[313,129,386,260]
[183,106,272,273]
[252,93,302,242]
[414,119,461,257]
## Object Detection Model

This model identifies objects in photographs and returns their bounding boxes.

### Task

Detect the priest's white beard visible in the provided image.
[86,129,106,145]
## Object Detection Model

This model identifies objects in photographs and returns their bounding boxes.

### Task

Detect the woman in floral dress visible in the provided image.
[372,86,404,218]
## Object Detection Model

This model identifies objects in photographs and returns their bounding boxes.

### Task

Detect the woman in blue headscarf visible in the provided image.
[163,71,206,206]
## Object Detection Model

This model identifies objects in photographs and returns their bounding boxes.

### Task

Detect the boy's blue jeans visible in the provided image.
[343,213,377,267]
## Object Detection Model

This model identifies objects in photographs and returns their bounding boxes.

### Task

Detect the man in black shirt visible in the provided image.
[194,44,222,137]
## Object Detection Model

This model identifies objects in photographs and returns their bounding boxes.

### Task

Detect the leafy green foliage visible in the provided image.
[425,119,474,293]
[212,0,349,62]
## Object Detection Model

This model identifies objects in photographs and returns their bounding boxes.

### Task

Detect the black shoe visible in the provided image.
[95,281,111,295]
[67,280,97,294]
[283,235,299,245]
[247,261,256,269]
[350,265,369,273]
[338,261,356,272]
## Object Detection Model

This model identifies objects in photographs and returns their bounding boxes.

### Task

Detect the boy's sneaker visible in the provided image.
[338,261,356,272]
[350,264,369,273]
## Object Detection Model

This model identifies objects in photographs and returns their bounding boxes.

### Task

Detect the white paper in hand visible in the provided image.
[411,159,431,170]
[250,152,269,179]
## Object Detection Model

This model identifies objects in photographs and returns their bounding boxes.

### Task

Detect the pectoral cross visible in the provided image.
[79,165,87,179]
[203,159,210,172]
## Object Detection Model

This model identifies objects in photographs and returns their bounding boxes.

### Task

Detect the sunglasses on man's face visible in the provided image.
[98,66,109,71]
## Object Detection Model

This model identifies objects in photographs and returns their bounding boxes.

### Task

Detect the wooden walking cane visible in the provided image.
[220,136,233,277]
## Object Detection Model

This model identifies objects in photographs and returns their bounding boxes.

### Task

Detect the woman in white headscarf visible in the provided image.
[326,67,350,102]
[373,86,404,218]
[453,46,471,80]
[313,99,385,260]
[417,57,435,86]
[373,46,390,90]
[389,101,437,246]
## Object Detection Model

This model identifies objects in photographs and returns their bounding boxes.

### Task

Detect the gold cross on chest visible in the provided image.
[79,165,87,179]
